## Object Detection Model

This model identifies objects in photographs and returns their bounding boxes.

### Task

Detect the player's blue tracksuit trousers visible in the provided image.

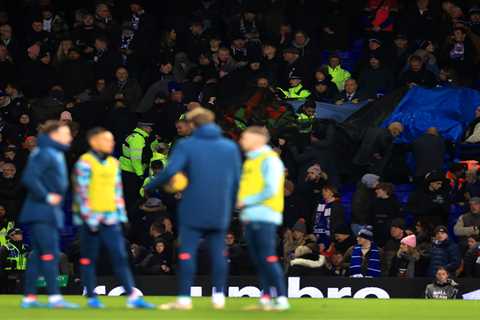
[79,224,135,297]
[177,226,227,296]
[244,221,287,297]
[24,223,61,295]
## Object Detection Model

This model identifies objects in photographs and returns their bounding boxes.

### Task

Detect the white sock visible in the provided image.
[212,292,225,305]
[48,295,63,303]
[177,296,192,306]
[276,296,288,305]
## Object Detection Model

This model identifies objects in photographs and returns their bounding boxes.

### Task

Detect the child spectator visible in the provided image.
[389,234,419,278]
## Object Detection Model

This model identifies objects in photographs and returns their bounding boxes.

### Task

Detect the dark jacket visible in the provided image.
[58,59,95,98]
[372,196,401,246]
[353,127,394,174]
[145,124,242,230]
[427,239,461,277]
[351,182,376,225]
[358,66,394,99]
[19,134,69,229]
[398,67,437,88]
[406,182,451,226]
[464,244,480,278]
[412,133,446,177]
[101,80,143,112]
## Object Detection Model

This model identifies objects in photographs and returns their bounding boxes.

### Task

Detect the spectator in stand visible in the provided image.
[326,54,351,92]
[335,79,364,105]
[353,122,404,175]
[382,218,406,274]
[398,55,437,88]
[465,169,480,199]
[225,231,242,275]
[428,225,461,277]
[135,239,172,275]
[463,106,480,143]
[392,34,412,74]
[57,47,94,98]
[288,242,326,276]
[351,174,380,235]
[280,47,306,88]
[332,224,355,256]
[20,45,58,99]
[372,183,401,247]
[313,185,345,252]
[390,234,419,278]
[358,54,394,100]
[441,27,475,86]
[345,227,381,278]
[101,67,142,112]
[0,162,22,216]
[463,235,480,277]
[412,127,446,182]
[454,197,480,250]
[92,36,123,83]
[290,30,319,67]
[213,47,240,79]
[407,170,451,228]
[311,69,338,103]
[283,218,315,268]
[425,267,459,299]
[446,163,466,204]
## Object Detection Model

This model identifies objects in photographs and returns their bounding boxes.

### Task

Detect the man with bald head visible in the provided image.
[413,127,446,182]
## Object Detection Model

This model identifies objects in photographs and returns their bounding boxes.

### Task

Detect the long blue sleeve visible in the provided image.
[145,140,188,191]
[242,156,284,206]
[21,149,51,202]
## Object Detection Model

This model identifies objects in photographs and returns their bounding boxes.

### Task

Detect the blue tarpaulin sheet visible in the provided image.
[383,87,480,143]
[289,100,369,122]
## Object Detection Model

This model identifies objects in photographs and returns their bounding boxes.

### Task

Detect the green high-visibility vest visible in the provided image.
[4,242,27,271]
[119,128,150,176]
[297,112,315,133]
[278,84,311,101]
[0,221,15,247]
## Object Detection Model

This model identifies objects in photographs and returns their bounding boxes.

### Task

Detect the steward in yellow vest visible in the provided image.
[277,74,311,101]
[0,228,27,272]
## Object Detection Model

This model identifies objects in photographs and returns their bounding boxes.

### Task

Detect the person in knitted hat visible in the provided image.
[344,226,381,277]
[283,218,315,268]
[389,234,419,278]
[351,174,379,235]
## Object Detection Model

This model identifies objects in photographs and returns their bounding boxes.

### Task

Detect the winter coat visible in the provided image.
[372,196,401,246]
[57,59,95,98]
[101,80,143,112]
[145,124,242,230]
[427,239,461,277]
[412,133,446,178]
[389,250,419,278]
[19,134,69,229]
[406,184,451,226]
[351,182,376,225]
[463,243,480,277]
[358,66,395,99]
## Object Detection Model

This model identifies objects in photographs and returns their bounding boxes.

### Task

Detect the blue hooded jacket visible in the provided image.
[19,134,69,229]
[145,123,242,230]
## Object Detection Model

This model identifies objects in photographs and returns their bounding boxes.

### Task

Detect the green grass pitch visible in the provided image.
[1,295,480,320]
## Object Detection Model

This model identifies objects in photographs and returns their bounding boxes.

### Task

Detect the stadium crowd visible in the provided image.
[2,0,480,292]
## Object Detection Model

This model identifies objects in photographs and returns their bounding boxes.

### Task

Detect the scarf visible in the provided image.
[313,199,336,247]
[349,243,381,277]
